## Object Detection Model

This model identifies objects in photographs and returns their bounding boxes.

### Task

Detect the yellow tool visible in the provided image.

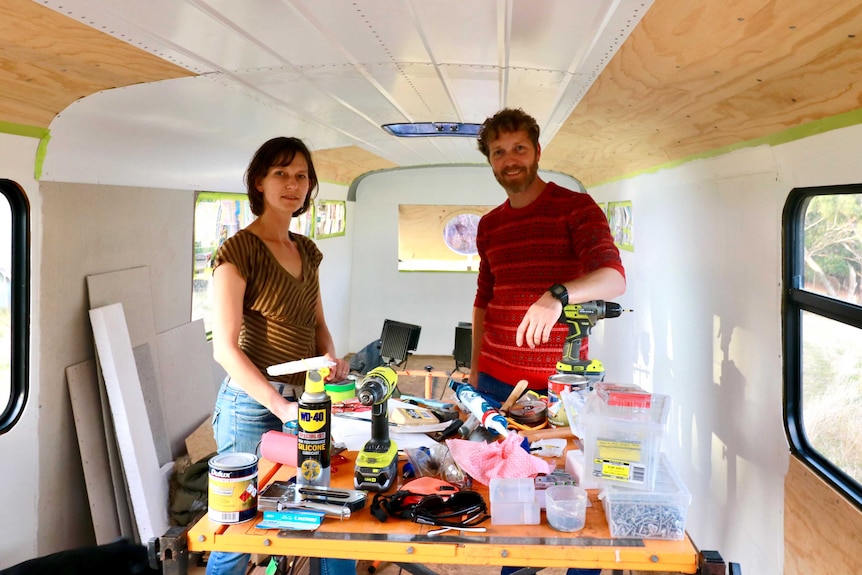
[557,300,630,383]
[354,366,399,492]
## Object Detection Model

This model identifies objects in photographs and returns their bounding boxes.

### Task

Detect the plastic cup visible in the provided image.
[545,485,587,532]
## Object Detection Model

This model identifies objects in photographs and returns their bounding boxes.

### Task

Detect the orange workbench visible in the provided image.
[178,452,703,575]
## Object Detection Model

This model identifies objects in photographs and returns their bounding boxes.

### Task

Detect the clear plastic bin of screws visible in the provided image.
[598,453,691,540]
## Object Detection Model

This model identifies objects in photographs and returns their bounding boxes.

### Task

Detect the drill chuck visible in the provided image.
[602,301,624,318]
[357,378,387,405]
[356,366,398,405]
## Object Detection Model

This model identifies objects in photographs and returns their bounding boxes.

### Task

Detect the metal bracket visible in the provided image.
[699,549,727,575]
[148,524,192,575]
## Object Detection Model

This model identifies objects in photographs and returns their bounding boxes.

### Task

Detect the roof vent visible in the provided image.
[382,122,481,137]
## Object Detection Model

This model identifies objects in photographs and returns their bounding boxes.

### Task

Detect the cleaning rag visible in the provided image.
[445,434,553,485]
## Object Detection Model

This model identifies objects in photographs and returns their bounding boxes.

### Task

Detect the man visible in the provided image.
[471,107,625,403]
[470,106,626,575]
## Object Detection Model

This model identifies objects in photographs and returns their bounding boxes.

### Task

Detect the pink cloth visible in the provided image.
[445,435,553,485]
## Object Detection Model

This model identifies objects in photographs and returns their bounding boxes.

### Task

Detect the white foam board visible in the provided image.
[90,303,170,543]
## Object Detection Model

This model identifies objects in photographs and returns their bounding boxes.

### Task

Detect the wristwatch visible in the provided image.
[548,283,569,307]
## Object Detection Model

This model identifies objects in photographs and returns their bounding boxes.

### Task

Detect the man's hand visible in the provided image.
[516,292,563,348]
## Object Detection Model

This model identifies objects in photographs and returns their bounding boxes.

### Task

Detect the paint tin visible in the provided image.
[547,374,590,427]
[208,452,259,524]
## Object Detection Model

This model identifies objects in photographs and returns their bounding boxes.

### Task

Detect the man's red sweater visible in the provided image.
[474,182,625,391]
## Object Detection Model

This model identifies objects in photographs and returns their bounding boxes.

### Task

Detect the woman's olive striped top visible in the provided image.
[214,229,322,387]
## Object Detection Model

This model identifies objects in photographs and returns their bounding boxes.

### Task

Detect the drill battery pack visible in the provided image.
[355,443,399,492]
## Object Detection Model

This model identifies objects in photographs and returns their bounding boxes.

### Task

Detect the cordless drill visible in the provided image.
[556,300,627,383]
[354,366,399,492]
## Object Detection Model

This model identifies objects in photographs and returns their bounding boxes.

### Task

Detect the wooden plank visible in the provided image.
[90,302,171,543]
[784,457,862,575]
[66,359,122,545]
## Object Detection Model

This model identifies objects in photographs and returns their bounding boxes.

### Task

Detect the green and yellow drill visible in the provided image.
[556,300,630,383]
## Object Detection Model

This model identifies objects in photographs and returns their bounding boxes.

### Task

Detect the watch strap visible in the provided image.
[548,283,568,307]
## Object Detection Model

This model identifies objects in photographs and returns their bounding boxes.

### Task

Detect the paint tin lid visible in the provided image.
[210,452,258,470]
[548,374,590,388]
[509,400,547,425]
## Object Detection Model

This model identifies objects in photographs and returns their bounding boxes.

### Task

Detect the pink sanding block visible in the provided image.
[260,430,298,466]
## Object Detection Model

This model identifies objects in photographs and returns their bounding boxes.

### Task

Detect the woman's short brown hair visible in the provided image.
[245,137,319,217]
[476,108,540,159]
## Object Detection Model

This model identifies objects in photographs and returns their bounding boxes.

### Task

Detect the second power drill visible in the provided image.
[354,366,399,492]
[556,300,628,382]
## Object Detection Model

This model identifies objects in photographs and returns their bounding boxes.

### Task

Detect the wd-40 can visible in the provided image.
[296,368,332,490]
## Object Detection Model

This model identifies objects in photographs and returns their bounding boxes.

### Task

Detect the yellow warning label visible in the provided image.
[596,439,642,462]
[599,460,631,479]
[299,408,327,432]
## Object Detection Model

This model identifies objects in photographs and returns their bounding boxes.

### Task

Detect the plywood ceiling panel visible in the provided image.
[0,0,192,127]
[541,0,862,185]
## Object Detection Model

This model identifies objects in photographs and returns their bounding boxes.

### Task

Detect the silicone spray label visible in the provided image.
[296,367,332,490]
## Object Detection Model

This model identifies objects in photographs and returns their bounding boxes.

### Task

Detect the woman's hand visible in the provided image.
[274,397,299,424]
[324,353,350,382]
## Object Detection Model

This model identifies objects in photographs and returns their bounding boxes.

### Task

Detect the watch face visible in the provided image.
[551,284,568,303]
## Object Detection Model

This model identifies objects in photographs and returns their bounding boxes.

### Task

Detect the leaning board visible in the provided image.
[90,302,171,543]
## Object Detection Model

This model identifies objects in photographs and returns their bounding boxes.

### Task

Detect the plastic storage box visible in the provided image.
[599,453,691,540]
[581,386,670,490]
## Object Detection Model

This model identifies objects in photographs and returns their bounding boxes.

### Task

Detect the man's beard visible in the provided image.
[494,159,539,195]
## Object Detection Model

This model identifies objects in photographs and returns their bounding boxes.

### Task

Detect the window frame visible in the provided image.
[783,183,862,510]
[0,179,30,435]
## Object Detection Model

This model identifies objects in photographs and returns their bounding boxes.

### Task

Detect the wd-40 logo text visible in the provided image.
[298,408,327,432]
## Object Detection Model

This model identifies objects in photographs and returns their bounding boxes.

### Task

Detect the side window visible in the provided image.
[192,192,254,334]
[783,185,862,507]
[0,179,30,435]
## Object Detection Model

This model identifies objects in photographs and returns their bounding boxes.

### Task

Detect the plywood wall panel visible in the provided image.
[784,457,862,575]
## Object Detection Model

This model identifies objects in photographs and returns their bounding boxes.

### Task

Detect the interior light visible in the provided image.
[382,122,481,137]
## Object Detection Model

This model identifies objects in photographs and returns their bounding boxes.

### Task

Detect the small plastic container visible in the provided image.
[489,477,535,503]
[491,501,541,525]
[599,453,691,540]
[581,387,670,490]
[544,484,587,532]
[490,477,540,525]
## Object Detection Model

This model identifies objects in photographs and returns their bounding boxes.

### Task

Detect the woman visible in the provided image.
[207,136,353,575]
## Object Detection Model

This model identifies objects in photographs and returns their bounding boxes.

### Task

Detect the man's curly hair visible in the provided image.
[476,108,540,159]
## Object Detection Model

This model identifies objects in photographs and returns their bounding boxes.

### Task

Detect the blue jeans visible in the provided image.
[206,379,356,575]
[477,372,520,404]
[482,374,599,575]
